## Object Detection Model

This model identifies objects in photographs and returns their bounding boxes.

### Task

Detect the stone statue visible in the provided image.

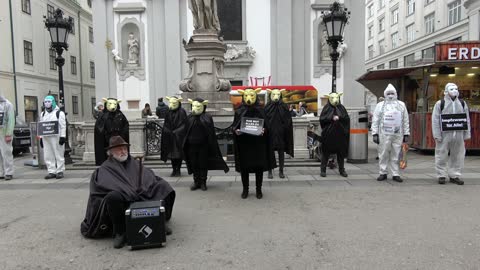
[188,0,221,32]
[127,33,139,65]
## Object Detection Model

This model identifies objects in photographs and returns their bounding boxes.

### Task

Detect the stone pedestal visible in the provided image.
[180,30,232,116]
[292,117,311,159]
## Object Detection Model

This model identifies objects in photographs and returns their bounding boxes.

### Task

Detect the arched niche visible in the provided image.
[116,17,146,81]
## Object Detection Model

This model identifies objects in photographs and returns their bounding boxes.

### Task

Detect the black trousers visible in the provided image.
[187,143,209,182]
[104,190,176,235]
[271,149,285,171]
[171,159,182,171]
[321,151,345,172]
[240,170,263,189]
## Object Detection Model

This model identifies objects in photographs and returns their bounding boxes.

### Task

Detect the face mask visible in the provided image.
[191,101,204,115]
[448,89,459,97]
[270,90,281,102]
[44,100,52,109]
[386,93,396,101]
[169,99,180,110]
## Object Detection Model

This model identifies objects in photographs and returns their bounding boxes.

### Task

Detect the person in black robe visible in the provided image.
[232,88,276,199]
[265,89,294,179]
[319,92,350,178]
[183,98,229,191]
[81,136,176,249]
[94,98,129,166]
[160,96,187,176]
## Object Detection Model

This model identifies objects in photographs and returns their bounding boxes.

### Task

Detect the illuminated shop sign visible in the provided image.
[435,41,480,62]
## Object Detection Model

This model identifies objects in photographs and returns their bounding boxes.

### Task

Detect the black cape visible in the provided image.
[183,113,229,174]
[232,104,276,173]
[80,156,175,238]
[94,108,129,166]
[319,102,350,156]
[160,106,187,162]
[264,101,294,157]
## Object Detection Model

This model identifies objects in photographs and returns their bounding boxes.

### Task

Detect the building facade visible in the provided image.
[1,0,95,123]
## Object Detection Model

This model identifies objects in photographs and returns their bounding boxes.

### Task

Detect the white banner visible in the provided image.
[383,111,401,135]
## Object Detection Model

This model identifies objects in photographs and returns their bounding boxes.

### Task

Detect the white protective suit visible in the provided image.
[40,106,66,174]
[371,84,410,176]
[0,97,15,177]
[432,83,471,178]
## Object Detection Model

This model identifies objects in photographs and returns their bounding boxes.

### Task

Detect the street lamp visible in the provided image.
[44,8,73,164]
[322,1,350,93]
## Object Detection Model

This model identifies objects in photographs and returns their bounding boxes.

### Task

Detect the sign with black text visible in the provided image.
[441,113,468,131]
[37,121,59,136]
[240,117,264,136]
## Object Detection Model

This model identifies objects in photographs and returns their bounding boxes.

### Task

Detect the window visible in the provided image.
[368,25,374,39]
[69,17,75,34]
[91,97,96,116]
[422,47,435,59]
[47,4,55,18]
[368,45,374,59]
[90,61,95,78]
[377,64,385,70]
[72,96,79,114]
[391,8,399,25]
[87,0,92,8]
[22,0,31,14]
[49,48,56,70]
[378,17,385,33]
[378,0,385,9]
[24,41,33,65]
[379,39,385,55]
[368,4,374,17]
[406,24,415,43]
[24,96,38,124]
[425,13,435,34]
[89,27,94,43]
[404,53,415,67]
[448,0,461,26]
[217,0,243,40]
[407,0,415,16]
[70,56,77,75]
[391,32,399,49]
[389,59,399,68]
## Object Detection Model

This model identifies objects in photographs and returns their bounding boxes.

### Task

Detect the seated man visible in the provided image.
[80,136,176,249]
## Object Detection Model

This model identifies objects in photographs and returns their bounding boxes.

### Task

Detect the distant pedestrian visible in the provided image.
[155,97,169,119]
[142,103,153,118]
[297,102,308,116]
[0,94,15,180]
[93,102,104,120]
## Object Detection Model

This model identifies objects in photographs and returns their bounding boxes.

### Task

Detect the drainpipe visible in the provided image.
[77,10,85,118]
[8,0,18,116]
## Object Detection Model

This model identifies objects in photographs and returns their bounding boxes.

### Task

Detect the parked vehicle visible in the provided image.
[13,116,31,156]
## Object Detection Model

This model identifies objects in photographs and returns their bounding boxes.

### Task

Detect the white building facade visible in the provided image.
[0,0,96,123]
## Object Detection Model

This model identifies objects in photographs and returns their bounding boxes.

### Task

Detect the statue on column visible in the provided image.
[188,0,221,32]
[127,33,139,66]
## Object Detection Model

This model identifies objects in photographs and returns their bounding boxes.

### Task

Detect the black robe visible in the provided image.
[232,103,276,173]
[264,101,294,157]
[183,113,229,174]
[160,106,187,162]
[80,156,175,238]
[94,108,129,166]
[319,102,350,157]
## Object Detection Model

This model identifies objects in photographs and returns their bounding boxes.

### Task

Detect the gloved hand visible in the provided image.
[40,138,43,148]
[403,135,409,143]
[373,134,379,144]
[59,137,66,145]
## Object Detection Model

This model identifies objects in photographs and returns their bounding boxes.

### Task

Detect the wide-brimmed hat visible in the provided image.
[105,136,130,150]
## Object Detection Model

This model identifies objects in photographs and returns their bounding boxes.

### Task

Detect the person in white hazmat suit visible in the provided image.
[40,96,66,179]
[432,83,471,185]
[0,95,15,180]
[371,84,410,182]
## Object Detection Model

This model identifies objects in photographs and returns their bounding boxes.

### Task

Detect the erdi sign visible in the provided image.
[436,41,480,62]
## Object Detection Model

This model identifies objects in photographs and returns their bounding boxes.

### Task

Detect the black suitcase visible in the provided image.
[125,200,166,250]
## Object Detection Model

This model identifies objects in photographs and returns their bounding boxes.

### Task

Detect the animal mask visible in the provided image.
[44,95,57,109]
[165,96,182,110]
[188,98,209,115]
[267,89,285,102]
[102,98,122,112]
[444,83,459,98]
[324,92,343,106]
[238,88,262,105]
[383,84,398,101]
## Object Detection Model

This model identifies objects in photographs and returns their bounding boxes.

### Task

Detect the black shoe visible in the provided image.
[377,174,387,181]
[450,177,464,185]
[320,171,326,177]
[267,171,273,179]
[279,171,285,179]
[56,172,64,179]
[113,234,126,249]
[175,170,181,177]
[339,170,348,177]
[44,173,56,179]
[200,182,207,191]
[165,224,172,235]
[392,176,403,183]
[190,182,200,191]
[241,189,248,199]
[438,177,446,184]
[0,176,5,180]
[256,188,263,199]
[4,175,12,181]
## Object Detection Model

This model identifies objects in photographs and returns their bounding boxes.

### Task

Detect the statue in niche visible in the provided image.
[188,0,221,32]
[127,32,139,66]
[320,29,331,62]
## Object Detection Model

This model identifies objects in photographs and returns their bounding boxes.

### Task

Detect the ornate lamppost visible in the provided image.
[44,9,73,164]
[322,2,350,93]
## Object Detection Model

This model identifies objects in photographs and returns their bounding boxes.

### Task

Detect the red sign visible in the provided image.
[436,41,480,62]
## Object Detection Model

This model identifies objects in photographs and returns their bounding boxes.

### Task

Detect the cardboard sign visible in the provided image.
[37,121,59,136]
[382,111,401,135]
[441,113,468,131]
[240,117,264,136]
[0,112,4,127]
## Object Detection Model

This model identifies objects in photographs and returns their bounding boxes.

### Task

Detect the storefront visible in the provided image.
[358,41,480,150]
